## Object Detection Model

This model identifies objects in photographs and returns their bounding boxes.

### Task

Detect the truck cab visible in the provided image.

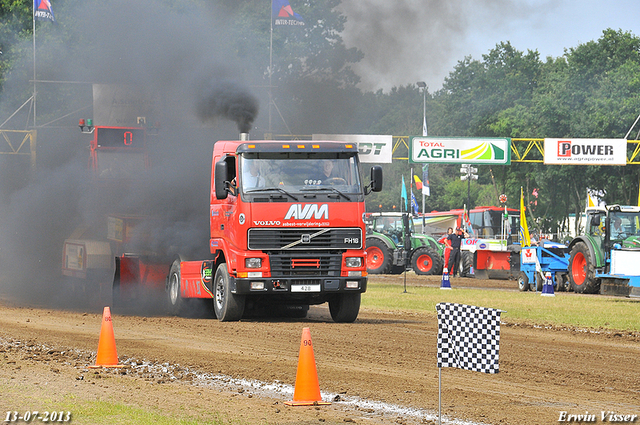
[167,138,383,322]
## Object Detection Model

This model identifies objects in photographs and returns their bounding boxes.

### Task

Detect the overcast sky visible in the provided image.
[338,0,639,92]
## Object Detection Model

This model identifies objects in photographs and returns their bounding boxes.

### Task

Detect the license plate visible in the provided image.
[291,284,321,293]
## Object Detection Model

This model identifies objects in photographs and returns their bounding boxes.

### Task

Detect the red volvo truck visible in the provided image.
[163,135,382,322]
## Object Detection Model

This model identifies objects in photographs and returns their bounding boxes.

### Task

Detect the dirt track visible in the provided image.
[1,275,639,425]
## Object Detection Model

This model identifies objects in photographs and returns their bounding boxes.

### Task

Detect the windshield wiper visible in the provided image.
[245,187,298,201]
[300,186,350,200]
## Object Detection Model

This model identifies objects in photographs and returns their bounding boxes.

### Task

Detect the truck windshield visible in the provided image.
[240,154,362,195]
[469,210,518,239]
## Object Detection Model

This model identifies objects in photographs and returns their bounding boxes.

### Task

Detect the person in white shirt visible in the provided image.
[242,160,265,189]
[611,216,626,239]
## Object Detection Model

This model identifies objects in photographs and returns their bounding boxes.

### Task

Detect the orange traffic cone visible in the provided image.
[89,307,123,368]
[284,327,330,406]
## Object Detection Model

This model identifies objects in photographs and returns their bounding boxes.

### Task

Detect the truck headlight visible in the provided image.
[245,258,262,268]
[345,257,362,268]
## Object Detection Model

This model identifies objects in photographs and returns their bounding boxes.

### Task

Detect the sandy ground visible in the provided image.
[1,274,639,425]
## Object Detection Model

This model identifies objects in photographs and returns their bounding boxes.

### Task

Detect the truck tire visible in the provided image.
[167,260,186,316]
[535,272,545,292]
[411,247,442,275]
[329,293,361,323]
[365,238,393,274]
[568,242,600,294]
[555,273,568,292]
[459,251,473,277]
[517,272,530,291]
[213,263,245,321]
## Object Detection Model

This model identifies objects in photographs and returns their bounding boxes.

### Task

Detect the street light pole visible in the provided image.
[417,81,427,232]
[417,81,427,136]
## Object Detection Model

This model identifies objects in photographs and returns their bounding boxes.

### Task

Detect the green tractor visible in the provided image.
[364,212,444,275]
[567,205,640,296]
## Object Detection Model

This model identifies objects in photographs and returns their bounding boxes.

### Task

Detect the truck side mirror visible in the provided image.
[214,160,229,199]
[590,215,601,227]
[370,165,383,192]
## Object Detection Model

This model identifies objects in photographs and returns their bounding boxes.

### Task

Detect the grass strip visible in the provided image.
[362,283,640,331]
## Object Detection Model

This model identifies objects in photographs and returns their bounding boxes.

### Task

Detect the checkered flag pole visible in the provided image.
[436,303,502,373]
[436,303,503,425]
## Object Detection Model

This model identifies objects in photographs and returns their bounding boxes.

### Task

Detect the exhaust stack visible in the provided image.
[240,133,249,141]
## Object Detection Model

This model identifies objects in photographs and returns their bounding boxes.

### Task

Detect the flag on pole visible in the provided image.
[411,192,419,215]
[422,165,430,196]
[414,170,430,196]
[586,188,605,209]
[34,0,55,22]
[436,303,502,373]
[413,175,423,190]
[401,175,408,211]
[462,205,475,237]
[519,187,531,247]
[272,0,305,26]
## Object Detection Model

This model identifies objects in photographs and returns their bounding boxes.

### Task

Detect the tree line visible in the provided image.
[1,1,639,237]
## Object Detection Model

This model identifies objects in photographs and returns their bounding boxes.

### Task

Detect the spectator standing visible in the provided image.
[438,227,453,271]
[447,227,467,276]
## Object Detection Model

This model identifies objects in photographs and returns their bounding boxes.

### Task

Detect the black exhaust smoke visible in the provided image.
[195,78,259,133]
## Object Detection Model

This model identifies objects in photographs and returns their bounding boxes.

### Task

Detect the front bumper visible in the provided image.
[233,276,367,295]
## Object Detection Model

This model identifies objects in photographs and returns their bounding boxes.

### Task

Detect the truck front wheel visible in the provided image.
[568,242,600,294]
[329,293,361,323]
[213,263,245,321]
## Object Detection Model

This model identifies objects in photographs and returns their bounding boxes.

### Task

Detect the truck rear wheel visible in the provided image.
[213,263,245,321]
[569,242,600,294]
[411,247,442,275]
[365,238,392,274]
[329,293,361,323]
[167,260,186,316]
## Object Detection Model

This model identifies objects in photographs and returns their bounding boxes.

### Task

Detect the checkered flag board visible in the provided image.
[436,303,502,374]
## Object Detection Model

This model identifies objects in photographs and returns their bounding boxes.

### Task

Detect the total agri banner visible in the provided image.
[543,138,627,165]
[313,134,392,163]
[409,137,511,164]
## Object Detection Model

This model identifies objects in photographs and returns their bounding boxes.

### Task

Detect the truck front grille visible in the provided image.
[269,253,342,276]
[248,228,362,250]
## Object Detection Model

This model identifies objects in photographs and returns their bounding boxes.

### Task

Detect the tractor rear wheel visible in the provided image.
[568,242,600,294]
[411,247,442,275]
[365,238,393,274]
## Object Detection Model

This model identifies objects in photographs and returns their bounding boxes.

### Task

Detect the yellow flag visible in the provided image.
[588,191,596,208]
[519,187,531,247]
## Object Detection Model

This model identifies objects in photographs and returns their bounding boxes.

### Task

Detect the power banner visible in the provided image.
[543,138,627,165]
[312,134,392,164]
[409,137,511,164]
